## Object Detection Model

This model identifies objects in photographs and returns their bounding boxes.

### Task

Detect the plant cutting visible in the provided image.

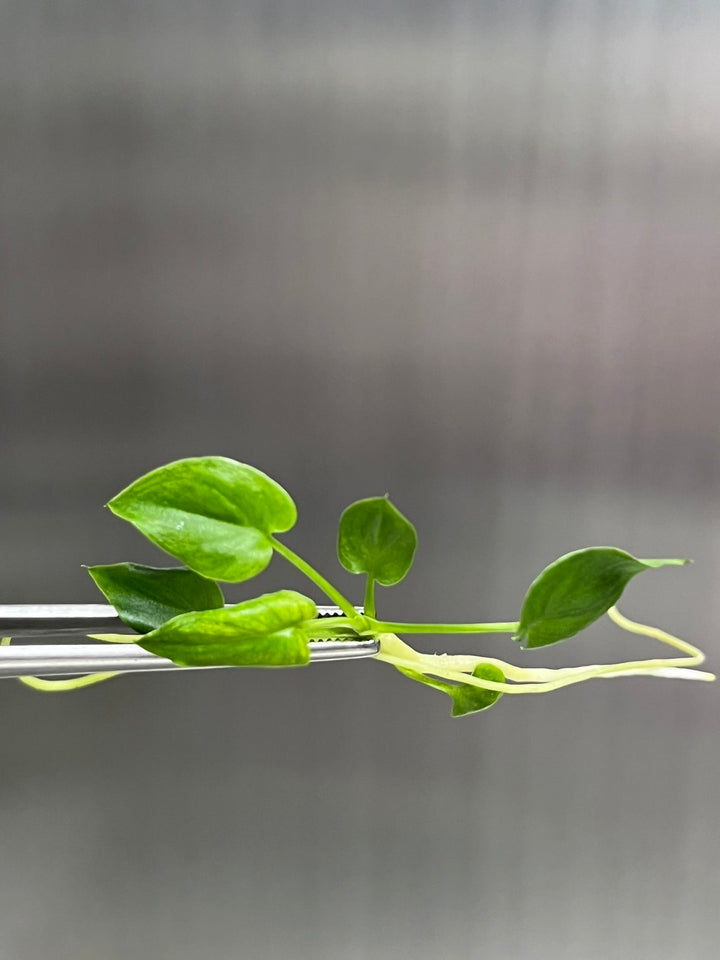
[15,456,714,715]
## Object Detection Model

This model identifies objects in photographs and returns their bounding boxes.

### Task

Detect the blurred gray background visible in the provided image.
[2,1,720,958]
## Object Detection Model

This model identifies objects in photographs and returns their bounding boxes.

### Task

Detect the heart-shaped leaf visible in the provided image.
[107,457,296,582]
[87,562,224,633]
[137,589,316,666]
[449,664,506,717]
[397,663,505,716]
[337,496,417,586]
[515,547,689,648]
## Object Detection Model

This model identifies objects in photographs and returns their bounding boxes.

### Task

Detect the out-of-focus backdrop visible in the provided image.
[2,2,720,958]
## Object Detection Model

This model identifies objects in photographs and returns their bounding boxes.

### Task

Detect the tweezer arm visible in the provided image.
[0,603,364,634]
[0,603,121,633]
[0,640,379,678]
[0,604,378,677]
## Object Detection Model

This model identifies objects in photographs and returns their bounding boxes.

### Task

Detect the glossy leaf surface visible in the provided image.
[397,663,505,716]
[107,457,296,582]
[515,547,689,648]
[138,590,316,666]
[87,562,224,633]
[449,664,506,716]
[337,496,417,585]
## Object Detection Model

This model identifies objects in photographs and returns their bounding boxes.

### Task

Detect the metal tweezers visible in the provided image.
[0,604,378,680]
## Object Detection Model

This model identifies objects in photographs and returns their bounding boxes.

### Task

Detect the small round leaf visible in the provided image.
[396,663,505,717]
[337,496,417,586]
[450,664,505,717]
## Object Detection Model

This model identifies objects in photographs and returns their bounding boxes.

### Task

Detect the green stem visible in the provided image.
[374,605,715,695]
[376,650,713,694]
[19,673,119,692]
[270,538,361,623]
[606,605,702,660]
[364,618,519,635]
[364,577,376,619]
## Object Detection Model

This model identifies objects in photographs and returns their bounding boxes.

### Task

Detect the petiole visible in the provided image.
[363,618,519,635]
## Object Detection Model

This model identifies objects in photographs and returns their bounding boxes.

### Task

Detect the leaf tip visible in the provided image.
[639,556,693,569]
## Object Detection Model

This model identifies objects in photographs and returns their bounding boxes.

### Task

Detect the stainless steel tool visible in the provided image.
[0,604,376,679]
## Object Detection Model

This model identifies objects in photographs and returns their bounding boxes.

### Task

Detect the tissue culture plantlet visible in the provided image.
[18,457,714,714]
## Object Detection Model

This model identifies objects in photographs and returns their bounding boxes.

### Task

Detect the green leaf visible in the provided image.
[87,562,224,634]
[515,547,690,648]
[397,663,505,717]
[337,496,417,586]
[107,457,296,582]
[137,589,316,666]
[449,664,506,717]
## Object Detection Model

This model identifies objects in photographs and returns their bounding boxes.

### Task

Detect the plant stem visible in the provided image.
[364,618,518,635]
[270,538,361,623]
[364,577,376,619]
[376,650,713,694]
[373,605,715,695]
[19,673,118,692]
[606,605,703,660]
